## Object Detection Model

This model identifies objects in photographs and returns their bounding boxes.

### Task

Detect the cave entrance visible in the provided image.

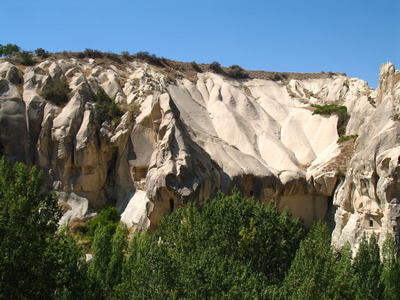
[169,199,174,213]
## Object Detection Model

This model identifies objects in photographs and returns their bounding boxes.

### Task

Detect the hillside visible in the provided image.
[1,50,399,250]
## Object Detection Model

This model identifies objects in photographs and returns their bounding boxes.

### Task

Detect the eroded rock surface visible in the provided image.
[332,62,400,250]
[0,57,394,240]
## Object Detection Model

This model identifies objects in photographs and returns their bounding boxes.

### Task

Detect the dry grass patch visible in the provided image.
[58,201,72,214]
[100,76,109,84]
[68,216,89,235]
[323,138,357,174]
[243,85,254,98]
[119,74,129,87]
[82,69,92,78]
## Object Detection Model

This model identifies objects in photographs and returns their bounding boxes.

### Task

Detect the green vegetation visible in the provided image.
[209,61,222,73]
[312,103,350,136]
[337,134,358,143]
[41,78,72,105]
[271,72,288,81]
[95,87,124,124]
[121,51,131,60]
[133,51,167,67]
[16,50,35,66]
[2,158,400,299]
[0,44,35,65]
[34,48,49,58]
[0,43,21,58]
[227,64,249,79]
[105,52,122,63]
[191,61,202,72]
[87,206,121,238]
[0,157,86,299]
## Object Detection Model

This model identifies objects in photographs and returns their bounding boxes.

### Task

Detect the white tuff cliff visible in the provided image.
[1,56,398,248]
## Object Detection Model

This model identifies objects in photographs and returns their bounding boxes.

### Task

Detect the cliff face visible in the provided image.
[1,56,397,245]
[332,62,400,250]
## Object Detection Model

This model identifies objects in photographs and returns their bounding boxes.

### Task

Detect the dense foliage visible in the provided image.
[1,158,400,299]
[0,158,86,299]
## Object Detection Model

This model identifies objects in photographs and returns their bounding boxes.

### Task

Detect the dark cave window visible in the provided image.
[369,220,374,228]
[169,199,174,213]
[249,190,254,196]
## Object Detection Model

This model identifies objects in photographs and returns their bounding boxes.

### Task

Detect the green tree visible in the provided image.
[281,221,336,300]
[0,44,20,58]
[330,242,356,299]
[116,230,177,299]
[106,223,128,294]
[88,225,113,298]
[381,234,400,300]
[353,233,383,299]
[53,227,88,300]
[0,157,84,299]
[117,190,305,298]
[87,206,120,238]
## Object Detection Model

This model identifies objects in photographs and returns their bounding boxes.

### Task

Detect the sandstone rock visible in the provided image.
[2,57,397,244]
[332,63,400,250]
[117,189,153,230]
[58,192,89,226]
[0,79,29,163]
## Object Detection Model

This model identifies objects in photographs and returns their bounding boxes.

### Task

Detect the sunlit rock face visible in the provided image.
[0,56,390,237]
[332,62,400,250]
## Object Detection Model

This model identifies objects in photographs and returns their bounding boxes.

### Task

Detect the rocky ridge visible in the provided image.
[0,55,398,249]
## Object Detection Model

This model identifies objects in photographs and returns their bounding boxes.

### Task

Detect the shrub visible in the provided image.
[209,61,222,73]
[336,169,345,180]
[312,104,350,136]
[121,51,132,61]
[58,201,72,214]
[105,52,121,63]
[191,61,202,72]
[76,52,86,59]
[35,48,49,58]
[337,134,358,143]
[271,72,287,81]
[84,48,103,59]
[41,78,72,105]
[95,87,123,124]
[134,51,150,59]
[227,65,249,79]
[134,51,166,67]
[69,216,90,235]
[17,50,35,66]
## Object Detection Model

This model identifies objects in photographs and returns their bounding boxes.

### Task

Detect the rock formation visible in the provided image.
[332,62,400,250]
[1,54,398,249]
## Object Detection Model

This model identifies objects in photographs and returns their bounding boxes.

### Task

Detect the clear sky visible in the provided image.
[1,0,399,88]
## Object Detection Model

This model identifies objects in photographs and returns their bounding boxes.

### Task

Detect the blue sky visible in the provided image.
[1,0,399,88]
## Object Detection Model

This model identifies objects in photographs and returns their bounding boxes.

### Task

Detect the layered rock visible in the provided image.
[0,57,389,237]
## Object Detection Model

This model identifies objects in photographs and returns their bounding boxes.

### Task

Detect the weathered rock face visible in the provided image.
[332,62,400,250]
[0,57,394,240]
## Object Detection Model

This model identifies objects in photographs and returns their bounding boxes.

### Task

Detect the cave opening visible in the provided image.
[169,199,174,213]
